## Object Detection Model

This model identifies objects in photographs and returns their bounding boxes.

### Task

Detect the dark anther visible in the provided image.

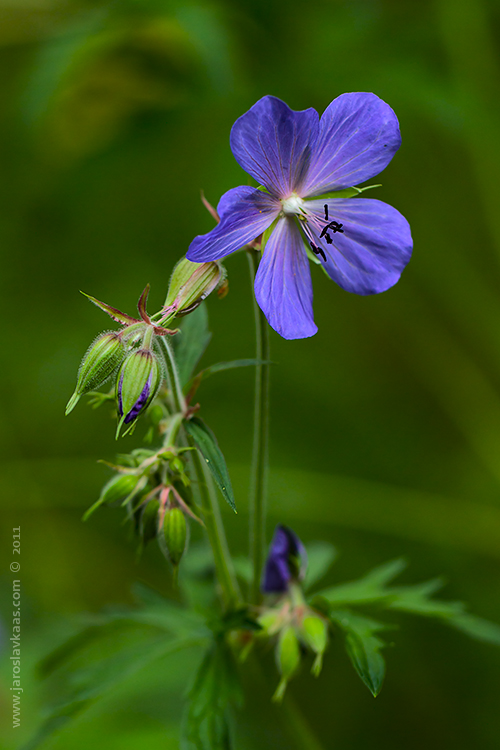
[320,221,344,237]
[309,240,326,262]
[324,204,329,221]
[324,233,333,244]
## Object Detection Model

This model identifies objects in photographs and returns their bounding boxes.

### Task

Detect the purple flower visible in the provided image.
[262,525,307,594]
[187,94,412,340]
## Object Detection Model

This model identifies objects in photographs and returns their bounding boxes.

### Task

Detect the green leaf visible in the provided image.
[304,541,338,591]
[185,417,236,512]
[330,610,390,697]
[448,613,500,646]
[387,582,500,645]
[387,579,464,618]
[185,358,271,397]
[315,558,500,655]
[28,613,205,750]
[174,304,212,386]
[314,184,382,200]
[182,638,242,750]
[314,558,407,606]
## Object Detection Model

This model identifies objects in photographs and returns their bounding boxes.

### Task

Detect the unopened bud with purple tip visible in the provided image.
[262,525,307,594]
[116,349,162,437]
[66,331,125,415]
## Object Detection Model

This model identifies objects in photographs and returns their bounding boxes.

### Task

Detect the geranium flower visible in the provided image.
[187,93,412,339]
[262,524,307,593]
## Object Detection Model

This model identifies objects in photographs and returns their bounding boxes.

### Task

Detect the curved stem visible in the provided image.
[247,250,271,604]
[157,336,240,609]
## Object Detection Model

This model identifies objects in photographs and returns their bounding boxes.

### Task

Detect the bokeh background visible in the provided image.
[2,0,500,747]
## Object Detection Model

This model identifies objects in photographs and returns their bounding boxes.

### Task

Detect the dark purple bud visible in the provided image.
[262,525,307,594]
[124,376,151,424]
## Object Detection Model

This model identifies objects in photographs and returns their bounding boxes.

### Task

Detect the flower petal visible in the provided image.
[303,93,401,195]
[254,217,318,339]
[216,185,255,217]
[187,186,279,262]
[306,198,412,294]
[230,96,319,198]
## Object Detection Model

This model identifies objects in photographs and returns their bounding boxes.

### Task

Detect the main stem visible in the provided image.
[190,447,241,609]
[158,336,240,609]
[247,250,271,604]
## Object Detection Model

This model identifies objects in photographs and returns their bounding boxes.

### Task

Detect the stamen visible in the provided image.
[324,204,329,221]
[320,221,344,238]
[309,241,326,262]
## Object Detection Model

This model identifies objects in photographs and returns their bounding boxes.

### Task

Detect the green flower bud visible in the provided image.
[66,331,125,415]
[140,498,160,544]
[102,473,140,505]
[257,608,283,637]
[82,472,141,521]
[163,258,225,320]
[163,507,187,566]
[273,626,300,703]
[301,614,328,676]
[116,349,162,436]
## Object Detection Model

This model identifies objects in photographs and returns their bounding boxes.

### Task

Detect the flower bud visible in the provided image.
[163,507,187,566]
[262,525,307,594]
[102,473,140,505]
[66,331,125,415]
[82,472,141,521]
[116,349,162,435]
[301,614,328,676]
[140,498,160,544]
[273,626,300,702]
[257,609,283,636]
[163,258,225,320]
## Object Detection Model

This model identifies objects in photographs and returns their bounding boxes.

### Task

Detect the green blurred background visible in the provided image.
[2,0,500,747]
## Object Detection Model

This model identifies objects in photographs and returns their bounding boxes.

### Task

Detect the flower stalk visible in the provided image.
[247,248,271,604]
[157,335,240,609]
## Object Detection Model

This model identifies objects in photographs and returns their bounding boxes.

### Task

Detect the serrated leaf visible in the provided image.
[185,417,236,512]
[174,304,212,386]
[29,615,205,750]
[185,358,271,398]
[182,639,242,750]
[330,610,390,697]
[387,579,463,618]
[315,558,407,606]
[448,613,500,646]
[304,541,338,591]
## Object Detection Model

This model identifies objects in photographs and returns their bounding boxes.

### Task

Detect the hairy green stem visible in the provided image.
[159,337,186,414]
[247,250,271,604]
[157,336,240,609]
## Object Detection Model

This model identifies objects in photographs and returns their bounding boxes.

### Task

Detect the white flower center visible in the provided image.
[281,194,305,215]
